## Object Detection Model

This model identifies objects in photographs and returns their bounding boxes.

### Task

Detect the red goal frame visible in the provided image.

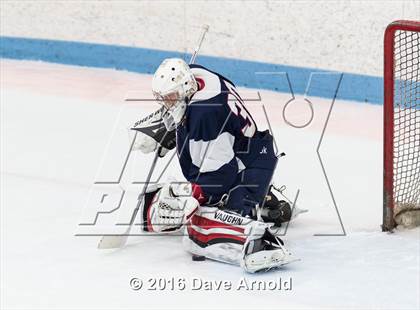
[383,20,420,231]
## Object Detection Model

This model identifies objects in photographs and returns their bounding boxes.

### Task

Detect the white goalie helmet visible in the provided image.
[152,58,198,125]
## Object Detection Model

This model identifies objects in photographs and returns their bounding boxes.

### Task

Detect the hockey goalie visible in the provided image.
[132,58,304,273]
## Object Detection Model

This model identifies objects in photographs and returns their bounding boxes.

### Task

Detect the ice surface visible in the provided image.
[1,60,419,309]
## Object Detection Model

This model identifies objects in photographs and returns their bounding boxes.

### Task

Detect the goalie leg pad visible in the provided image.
[183,207,293,272]
[183,207,250,265]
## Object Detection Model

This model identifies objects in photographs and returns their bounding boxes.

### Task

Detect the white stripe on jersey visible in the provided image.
[236,157,246,173]
[189,132,235,173]
[190,67,221,101]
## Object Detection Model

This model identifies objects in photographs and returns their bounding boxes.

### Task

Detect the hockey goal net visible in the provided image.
[383,20,420,231]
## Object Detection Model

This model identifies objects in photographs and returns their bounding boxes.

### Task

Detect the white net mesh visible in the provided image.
[392,29,420,226]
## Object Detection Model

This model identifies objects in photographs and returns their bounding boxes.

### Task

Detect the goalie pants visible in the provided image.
[224,131,278,217]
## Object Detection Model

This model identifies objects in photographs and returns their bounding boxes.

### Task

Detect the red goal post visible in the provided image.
[383,20,420,231]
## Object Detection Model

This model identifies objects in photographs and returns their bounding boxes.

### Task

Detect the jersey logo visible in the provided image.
[260,146,267,154]
[225,82,257,138]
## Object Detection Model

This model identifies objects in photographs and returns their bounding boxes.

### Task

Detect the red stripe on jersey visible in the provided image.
[191,183,207,205]
[195,77,205,91]
[191,214,245,233]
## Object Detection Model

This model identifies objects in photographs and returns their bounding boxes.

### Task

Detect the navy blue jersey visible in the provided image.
[176,64,276,204]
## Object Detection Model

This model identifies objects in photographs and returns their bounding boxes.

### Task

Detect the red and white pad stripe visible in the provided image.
[186,207,251,248]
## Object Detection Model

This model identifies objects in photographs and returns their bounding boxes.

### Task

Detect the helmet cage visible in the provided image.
[153,86,183,110]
